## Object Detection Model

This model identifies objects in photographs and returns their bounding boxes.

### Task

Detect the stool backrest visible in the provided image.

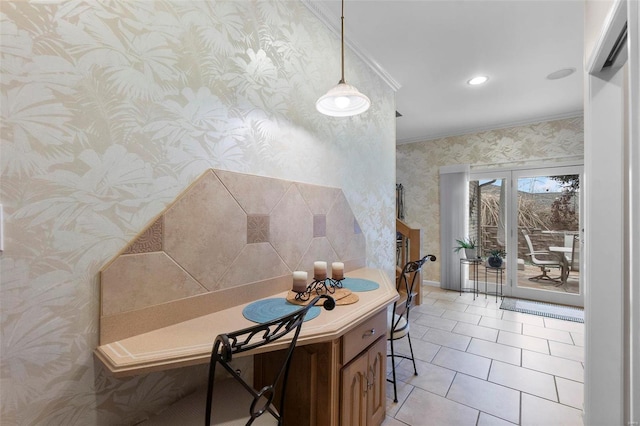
[205,295,335,425]
[394,255,436,325]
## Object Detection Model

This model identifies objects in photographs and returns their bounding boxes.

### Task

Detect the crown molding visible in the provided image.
[396,111,584,145]
[302,0,401,92]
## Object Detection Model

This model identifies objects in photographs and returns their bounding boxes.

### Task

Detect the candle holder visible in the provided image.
[307,278,335,295]
[293,276,346,302]
[294,289,311,302]
[328,277,344,289]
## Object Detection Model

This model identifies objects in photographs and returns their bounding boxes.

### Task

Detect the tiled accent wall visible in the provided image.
[100,169,365,343]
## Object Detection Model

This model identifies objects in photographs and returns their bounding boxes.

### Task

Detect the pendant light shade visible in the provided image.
[316,82,371,117]
[316,0,370,117]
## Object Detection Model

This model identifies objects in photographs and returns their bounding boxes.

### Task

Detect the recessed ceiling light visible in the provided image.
[467,76,489,86]
[546,68,576,80]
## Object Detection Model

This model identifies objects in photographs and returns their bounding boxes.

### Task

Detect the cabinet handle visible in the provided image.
[367,367,376,390]
[362,329,375,338]
[363,372,369,394]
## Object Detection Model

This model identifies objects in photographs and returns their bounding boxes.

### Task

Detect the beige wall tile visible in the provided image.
[215,170,291,215]
[296,237,340,276]
[101,252,206,316]
[217,243,290,290]
[100,274,292,343]
[124,217,164,254]
[313,214,326,237]
[269,185,313,270]
[247,215,269,243]
[296,182,341,215]
[164,171,246,291]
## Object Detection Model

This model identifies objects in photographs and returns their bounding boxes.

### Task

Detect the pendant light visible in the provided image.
[316,0,370,117]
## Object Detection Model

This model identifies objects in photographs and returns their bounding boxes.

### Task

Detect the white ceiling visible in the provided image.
[310,0,585,144]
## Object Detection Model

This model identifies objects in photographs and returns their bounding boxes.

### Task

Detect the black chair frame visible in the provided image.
[205,294,335,426]
[388,254,436,403]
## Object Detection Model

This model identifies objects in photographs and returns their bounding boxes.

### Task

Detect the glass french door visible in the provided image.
[470,165,584,307]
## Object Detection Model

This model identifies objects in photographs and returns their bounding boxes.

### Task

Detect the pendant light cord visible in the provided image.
[340,0,345,84]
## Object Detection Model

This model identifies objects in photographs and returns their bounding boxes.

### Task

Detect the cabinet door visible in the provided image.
[254,340,340,426]
[367,337,387,426]
[340,351,368,426]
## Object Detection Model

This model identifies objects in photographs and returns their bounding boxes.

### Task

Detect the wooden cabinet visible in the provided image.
[340,336,386,426]
[254,309,387,426]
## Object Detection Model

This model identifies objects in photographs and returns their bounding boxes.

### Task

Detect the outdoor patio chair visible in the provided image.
[521,230,562,283]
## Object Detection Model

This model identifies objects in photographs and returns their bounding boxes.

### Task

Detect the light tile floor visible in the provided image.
[383,286,584,426]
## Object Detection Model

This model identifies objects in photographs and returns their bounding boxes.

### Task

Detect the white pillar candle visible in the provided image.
[331,262,344,280]
[313,261,327,280]
[292,271,308,293]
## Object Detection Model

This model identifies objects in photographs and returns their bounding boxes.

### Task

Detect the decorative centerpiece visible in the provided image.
[292,261,344,301]
[290,261,353,304]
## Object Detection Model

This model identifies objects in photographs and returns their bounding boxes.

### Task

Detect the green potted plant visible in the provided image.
[487,248,506,268]
[453,237,478,259]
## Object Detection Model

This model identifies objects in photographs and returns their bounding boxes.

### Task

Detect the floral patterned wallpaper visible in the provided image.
[0,1,395,424]
[396,117,584,283]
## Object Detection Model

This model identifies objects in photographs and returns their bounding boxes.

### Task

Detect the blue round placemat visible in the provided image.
[341,277,379,292]
[242,298,320,324]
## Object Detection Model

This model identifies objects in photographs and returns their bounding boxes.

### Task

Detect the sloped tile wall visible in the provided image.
[100,169,365,343]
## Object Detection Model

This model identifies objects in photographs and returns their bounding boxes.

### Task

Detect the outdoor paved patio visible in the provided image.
[516,264,579,295]
[465,262,580,297]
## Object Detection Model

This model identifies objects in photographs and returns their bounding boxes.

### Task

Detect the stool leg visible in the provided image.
[407,333,418,376]
[389,338,398,403]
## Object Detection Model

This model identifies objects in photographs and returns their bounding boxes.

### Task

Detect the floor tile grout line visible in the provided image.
[553,375,561,406]
[444,371,458,398]
[520,344,523,367]
[519,390,523,426]
[487,358,495,382]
